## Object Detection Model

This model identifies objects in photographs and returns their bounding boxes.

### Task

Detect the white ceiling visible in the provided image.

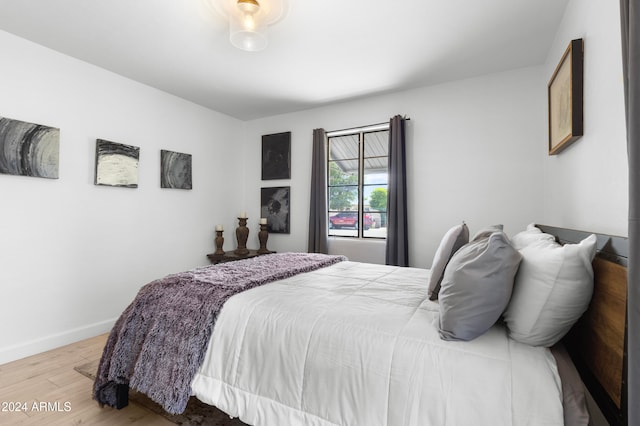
[0,0,569,120]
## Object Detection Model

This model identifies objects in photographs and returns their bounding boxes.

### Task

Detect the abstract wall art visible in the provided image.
[260,186,290,233]
[0,116,60,179]
[160,150,192,190]
[94,139,139,188]
[261,131,291,180]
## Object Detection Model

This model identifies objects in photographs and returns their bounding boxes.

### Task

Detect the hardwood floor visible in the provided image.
[0,334,173,425]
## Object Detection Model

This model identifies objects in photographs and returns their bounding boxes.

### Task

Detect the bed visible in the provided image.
[94,225,628,426]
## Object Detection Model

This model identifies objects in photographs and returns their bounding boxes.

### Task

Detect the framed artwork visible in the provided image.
[261,186,290,233]
[261,131,291,180]
[94,139,139,188]
[161,150,192,190]
[0,116,59,179]
[548,38,584,155]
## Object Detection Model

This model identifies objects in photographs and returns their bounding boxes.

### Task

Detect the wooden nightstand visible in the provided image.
[207,249,274,264]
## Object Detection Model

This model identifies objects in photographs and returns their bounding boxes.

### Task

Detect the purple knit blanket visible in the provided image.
[93,252,345,414]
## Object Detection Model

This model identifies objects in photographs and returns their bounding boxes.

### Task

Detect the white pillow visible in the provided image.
[503,234,597,347]
[427,222,469,300]
[510,223,555,250]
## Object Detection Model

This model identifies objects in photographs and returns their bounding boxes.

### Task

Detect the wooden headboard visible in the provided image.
[537,225,628,426]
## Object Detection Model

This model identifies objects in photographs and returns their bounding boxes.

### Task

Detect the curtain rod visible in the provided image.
[326,116,411,137]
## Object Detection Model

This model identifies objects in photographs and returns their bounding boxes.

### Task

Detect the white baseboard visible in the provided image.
[0,318,117,365]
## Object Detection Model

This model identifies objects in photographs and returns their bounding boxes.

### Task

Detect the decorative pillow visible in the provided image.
[438,231,522,341]
[503,234,597,347]
[511,223,556,251]
[471,224,503,242]
[427,222,469,300]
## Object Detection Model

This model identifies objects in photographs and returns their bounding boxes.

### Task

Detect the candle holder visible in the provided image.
[214,230,225,255]
[235,217,249,255]
[258,223,271,254]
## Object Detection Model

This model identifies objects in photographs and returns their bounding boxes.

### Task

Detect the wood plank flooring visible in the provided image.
[0,334,173,425]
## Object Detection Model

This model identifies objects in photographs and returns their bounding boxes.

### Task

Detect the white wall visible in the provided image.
[0,0,626,366]
[243,66,546,267]
[0,30,244,364]
[242,0,628,268]
[542,0,627,237]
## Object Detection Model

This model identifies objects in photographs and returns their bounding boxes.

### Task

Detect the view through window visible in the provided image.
[327,125,389,238]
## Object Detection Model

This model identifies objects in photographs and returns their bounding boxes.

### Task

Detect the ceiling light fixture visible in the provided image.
[207,0,289,52]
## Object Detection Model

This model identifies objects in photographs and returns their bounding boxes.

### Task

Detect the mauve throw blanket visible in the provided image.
[93,252,346,414]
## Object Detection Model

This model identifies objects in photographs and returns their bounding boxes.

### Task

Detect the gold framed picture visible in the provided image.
[548,38,584,155]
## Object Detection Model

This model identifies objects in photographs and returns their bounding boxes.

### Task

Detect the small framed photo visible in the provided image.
[548,38,584,155]
[261,186,290,233]
[261,132,291,180]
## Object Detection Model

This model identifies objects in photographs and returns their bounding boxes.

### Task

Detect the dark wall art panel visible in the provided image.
[94,139,140,188]
[0,116,60,179]
[261,186,290,234]
[261,131,291,180]
[161,150,192,190]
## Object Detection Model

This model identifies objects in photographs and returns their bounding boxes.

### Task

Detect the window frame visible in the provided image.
[326,123,389,239]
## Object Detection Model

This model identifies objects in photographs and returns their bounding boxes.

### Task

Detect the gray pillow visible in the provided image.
[439,231,522,341]
[471,224,504,242]
[427,222,469,300]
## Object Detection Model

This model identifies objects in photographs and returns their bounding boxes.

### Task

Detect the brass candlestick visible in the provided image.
[235,217,249,255]
[214,230,225,255]
[258,223,271,254]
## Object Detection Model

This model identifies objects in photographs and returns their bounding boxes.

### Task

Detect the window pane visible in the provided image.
[329,186,358,211]
[328,211,359,237]
[363,130,388,238]
[329,135,359,161]
[363,159,388,184]
[364,184,387,212]
[363,212,387,238]
[329,160,358,186]
[364,130,389,158]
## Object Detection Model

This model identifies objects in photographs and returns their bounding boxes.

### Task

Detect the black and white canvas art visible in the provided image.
[94,139,139,188]
[161,150,192,190]
[0,116,60,179]
[260,186,290,233]
[261,131,291,180]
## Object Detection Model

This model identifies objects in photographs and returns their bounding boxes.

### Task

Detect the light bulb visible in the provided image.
[243,14,255,30]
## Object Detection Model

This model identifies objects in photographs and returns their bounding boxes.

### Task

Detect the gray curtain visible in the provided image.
[308,128,328,253]
[621,1,639,424]
[385,115,409,266]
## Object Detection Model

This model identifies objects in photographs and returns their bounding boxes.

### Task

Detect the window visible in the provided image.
[327,124,389,238]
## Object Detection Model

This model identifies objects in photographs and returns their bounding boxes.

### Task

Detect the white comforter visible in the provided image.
[191,261,563,426]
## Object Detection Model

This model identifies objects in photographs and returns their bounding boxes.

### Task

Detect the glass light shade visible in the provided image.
[229,10,268,51]
[204,0,288,52]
